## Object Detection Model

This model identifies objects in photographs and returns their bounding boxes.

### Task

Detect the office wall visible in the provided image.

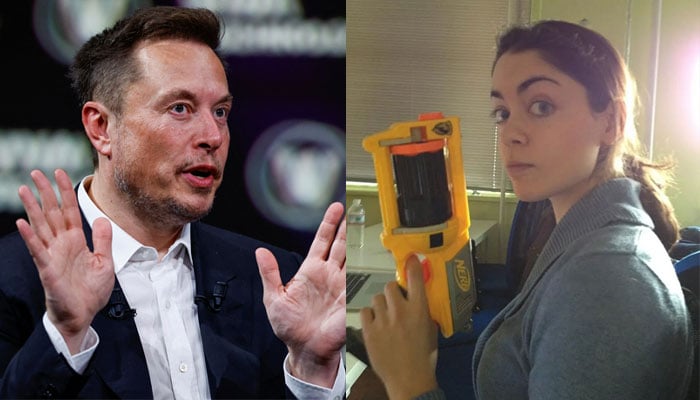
[348,0,698,266]
[345,0,529,265]
[652,0,700,227]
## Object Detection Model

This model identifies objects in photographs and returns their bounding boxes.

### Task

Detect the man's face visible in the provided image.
[109,39,232,227]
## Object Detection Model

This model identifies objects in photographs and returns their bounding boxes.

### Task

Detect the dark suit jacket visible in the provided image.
[0,214,303,399]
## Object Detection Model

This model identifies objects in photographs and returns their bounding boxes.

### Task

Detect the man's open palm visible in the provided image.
[16,169,114,353]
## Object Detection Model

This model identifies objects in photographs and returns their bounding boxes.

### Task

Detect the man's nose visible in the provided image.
[196,112,226,151]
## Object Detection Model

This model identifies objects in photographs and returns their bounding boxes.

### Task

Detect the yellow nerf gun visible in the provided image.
[362,112,476,337]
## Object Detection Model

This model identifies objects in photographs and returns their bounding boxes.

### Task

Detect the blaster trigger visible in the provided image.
[403,253,431,284]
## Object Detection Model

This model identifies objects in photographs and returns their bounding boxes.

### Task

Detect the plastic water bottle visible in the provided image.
[347,199,365,248]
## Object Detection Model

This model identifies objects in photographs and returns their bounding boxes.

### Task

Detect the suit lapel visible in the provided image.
[80,214,153,398]
[89,282,152,398]
[190,222,266,396]
[77,197,275,397]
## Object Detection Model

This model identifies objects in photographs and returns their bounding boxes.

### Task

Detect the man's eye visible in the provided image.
[529,101,554,117]
[491,108,510,124]
[171,104,188,114]
[214,107,228,119]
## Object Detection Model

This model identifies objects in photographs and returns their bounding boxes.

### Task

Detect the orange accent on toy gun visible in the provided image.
[362,112,476,337]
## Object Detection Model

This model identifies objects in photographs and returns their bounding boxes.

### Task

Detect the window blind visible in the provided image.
[347,0,529,190]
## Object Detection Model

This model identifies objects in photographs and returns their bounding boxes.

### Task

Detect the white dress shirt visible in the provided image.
[42,176,344,399]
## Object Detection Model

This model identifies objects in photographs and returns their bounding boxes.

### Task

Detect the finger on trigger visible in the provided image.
[406,253,428,301]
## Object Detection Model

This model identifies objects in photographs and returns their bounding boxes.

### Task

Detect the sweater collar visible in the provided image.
[520,177,653,295]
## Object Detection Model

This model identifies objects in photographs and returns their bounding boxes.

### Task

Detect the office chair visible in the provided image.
[675,250,699,400]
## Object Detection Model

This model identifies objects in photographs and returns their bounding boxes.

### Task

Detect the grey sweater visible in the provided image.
[417,178,693,399]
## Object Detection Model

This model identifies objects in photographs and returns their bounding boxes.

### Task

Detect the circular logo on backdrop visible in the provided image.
[33,0,151,65]
[244,120,345,232]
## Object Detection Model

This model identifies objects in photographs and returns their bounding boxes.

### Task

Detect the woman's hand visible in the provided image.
[360,255,439,399]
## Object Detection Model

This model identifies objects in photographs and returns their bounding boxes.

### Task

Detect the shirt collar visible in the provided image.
[77,176,193,274]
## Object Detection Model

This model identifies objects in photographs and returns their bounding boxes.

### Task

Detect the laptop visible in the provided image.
[346,269,397,310]
[346,223,398,310]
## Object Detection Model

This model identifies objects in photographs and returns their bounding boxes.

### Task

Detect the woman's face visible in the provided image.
[491,50,613,221]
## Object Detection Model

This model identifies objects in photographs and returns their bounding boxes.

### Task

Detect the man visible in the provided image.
[0,6,345,399]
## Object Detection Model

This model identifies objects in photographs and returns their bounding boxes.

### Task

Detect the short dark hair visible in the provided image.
[69,6,224,167]
[69,6,224,114]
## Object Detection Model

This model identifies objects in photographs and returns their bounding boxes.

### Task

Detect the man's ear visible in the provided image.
[82,101,113,159]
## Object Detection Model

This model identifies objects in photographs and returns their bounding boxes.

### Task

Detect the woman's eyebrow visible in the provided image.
[517,75,561,93]
[491,75,561,99]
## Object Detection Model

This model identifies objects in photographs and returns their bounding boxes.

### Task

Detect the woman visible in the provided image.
[360,20,694,399]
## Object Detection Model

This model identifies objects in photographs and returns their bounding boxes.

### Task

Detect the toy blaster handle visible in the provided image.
[363,112,477,337]
[387,230,475,337]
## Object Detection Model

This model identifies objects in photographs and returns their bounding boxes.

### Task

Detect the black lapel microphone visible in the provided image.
[102,287,137,320]
[195,280,230,313]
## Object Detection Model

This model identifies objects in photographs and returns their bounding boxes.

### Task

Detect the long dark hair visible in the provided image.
[494,20,679,248]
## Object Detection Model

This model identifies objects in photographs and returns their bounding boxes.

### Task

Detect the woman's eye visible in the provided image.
[492,108,510,124]
[529,101,554,117]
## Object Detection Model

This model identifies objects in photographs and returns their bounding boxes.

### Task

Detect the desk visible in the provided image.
[346,219,498,398]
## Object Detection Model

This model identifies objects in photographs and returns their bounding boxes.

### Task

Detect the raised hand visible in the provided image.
[255,202,346,388]
[360,255,439,399]
[16,169,115,354]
